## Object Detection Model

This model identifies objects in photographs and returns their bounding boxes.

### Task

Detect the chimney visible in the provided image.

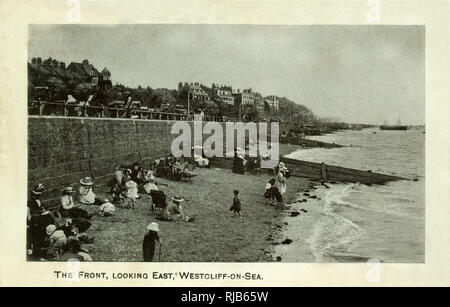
[37,57,42,65]
[82,59,89,65]
[60,62,66,69]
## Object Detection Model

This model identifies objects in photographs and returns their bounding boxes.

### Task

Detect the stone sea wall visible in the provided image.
[28,116,279,202]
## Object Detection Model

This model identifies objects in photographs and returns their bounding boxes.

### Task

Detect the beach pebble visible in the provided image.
[281,239,293,245]
[309,195,317,199]
[276,256,282,261]
[303,193,310,196]
[290,211,300,217]
[284,222,288,225]
[300,209,308,213]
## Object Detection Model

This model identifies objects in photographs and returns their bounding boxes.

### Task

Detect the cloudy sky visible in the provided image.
[29,25,425,125]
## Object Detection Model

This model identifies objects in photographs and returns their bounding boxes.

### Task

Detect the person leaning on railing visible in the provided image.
[121,92,132,118]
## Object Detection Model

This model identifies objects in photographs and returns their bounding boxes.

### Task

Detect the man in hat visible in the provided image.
[60,185,93,219]
[79,177,102,206]
[162,196,194,222]
[162,196,184,221]
[121,91,132,118]
[142,222,162,262]
[28,183,45,215]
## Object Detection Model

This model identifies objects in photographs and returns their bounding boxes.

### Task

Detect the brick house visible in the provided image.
[65,59,101,87]
[28,57,112,90]
[233,88,255,106]
[28,57,68,87]
[179,82,210,103]
[212,83,234,105]
[264,95,279,110]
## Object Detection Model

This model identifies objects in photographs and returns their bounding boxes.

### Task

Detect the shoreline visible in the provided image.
[270,182,332,262]
[35,141,353,262]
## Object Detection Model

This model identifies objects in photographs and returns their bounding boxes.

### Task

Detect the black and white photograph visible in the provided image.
[26,24,425,263]
[0,0,449,290]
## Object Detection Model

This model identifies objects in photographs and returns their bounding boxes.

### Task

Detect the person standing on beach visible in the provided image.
[232,148,245,174]
[121,91,132,118]
[143,222,162,262]
[275,165,287,203]
[230,190,242,218]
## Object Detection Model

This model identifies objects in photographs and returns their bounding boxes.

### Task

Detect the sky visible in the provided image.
[28,24,425,125]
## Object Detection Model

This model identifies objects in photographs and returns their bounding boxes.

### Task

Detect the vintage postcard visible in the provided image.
[0,0,449,287]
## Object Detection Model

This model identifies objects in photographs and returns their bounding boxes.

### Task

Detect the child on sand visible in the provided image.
[98,199,115,217]
[125,179,138,209]
[230,190,242,218]
[46,224,67,258]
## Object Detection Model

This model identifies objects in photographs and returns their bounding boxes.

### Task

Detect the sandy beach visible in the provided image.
[73,151,312,262]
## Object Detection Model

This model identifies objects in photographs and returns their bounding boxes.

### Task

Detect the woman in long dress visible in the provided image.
[275,168,286,202]
[143,222,162,262]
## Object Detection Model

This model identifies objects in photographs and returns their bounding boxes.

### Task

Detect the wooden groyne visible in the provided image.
[210,156,407,185]
[280,138,344,149]
[280,157,407,185]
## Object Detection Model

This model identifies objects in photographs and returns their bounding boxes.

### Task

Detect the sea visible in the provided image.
[278,127,425,263]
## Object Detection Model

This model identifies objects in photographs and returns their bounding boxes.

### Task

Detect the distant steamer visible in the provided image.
[380,119,408,131]
[380,125,408,130]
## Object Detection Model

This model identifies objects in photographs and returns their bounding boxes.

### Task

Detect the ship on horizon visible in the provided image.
[380,118,408,131]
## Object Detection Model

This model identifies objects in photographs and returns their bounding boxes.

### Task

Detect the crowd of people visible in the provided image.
[232,147,290,206]
[27,180,97,261]
[27,154,290,262]
[26,158,199,262]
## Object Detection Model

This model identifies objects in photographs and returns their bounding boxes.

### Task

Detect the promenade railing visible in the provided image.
[28,100,238,122]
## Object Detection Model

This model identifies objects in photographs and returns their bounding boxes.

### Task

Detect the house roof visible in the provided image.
[28,63,67,79]
[101,67,111,76]
[66,62,101,78]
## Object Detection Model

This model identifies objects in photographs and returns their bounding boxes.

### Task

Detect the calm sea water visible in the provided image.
[283,128,425,263]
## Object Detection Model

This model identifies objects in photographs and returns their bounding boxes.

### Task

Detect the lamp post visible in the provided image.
[187,89,191,120]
